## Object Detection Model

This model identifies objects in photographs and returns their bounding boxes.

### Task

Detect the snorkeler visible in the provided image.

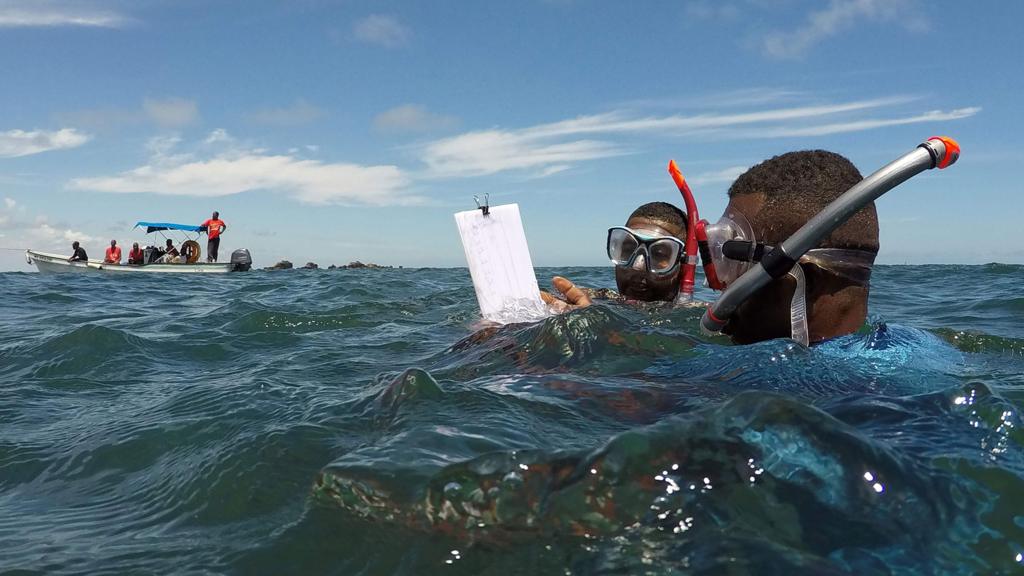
[698,138,958,347]
[544,151,878,345]
[540,201,688,313]
[705,150,878,345]
[543,136,959,346]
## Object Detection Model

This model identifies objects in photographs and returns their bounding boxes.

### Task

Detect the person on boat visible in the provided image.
[68,241,88,263]
[103,240,122,264]
[200,211,227,263]
[540,202,688,313]
[127,242,144,265]
[158,239,181,264]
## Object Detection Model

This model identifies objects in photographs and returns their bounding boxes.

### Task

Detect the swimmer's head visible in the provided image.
[720,150,879,344]
[613,201,687,302]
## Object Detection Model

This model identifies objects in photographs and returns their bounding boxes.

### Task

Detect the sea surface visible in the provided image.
[2,265,1024,575]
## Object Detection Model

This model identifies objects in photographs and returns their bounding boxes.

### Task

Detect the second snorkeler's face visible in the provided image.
[613,216,684,302]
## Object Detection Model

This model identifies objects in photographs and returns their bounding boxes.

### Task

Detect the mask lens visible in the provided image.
[607,228,640,264]
[648,239,680,273]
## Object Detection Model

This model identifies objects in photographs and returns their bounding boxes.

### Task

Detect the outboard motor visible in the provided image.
[230,249,253,272]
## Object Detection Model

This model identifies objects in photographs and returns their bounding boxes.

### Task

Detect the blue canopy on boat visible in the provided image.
[134,221,205,234]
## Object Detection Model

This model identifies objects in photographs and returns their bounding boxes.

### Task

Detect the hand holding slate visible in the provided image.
[540,276,592,313]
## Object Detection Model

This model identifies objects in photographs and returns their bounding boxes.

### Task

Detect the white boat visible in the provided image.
[26,250,244,274]
[26,220,252,274]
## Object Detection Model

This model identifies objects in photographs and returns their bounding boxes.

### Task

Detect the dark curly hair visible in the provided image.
[627,201,687,238]
[728,150,879,253]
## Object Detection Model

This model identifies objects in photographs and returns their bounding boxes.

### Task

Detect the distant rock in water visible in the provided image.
[264,260,293,271]
[337,261,392,269]
[263,259,395,271]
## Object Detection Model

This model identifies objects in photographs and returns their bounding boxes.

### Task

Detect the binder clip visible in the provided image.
[474,193,490,216]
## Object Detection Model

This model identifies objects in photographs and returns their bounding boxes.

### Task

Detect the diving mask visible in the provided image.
[607,226,685,275]
[704,208,876,288]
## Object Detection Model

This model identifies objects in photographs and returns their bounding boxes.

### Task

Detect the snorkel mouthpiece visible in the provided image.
[700,136,961,341]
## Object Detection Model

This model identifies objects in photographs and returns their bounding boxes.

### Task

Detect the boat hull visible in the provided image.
[26,250,238,274]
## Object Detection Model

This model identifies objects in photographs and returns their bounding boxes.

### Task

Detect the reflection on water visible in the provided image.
[1,266,1024,574]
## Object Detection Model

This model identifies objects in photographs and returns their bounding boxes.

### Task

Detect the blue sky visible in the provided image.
[0,0,1019,270]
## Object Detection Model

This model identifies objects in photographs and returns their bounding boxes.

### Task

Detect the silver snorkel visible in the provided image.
[701,136,961,339]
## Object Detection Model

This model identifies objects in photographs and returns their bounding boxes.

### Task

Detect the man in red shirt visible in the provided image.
[127,242,144,265]
[104,239,122,264]
[200,211,227,262]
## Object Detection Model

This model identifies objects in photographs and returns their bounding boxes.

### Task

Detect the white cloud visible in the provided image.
[518,97,909,139]
[745,107,981,138]
[143,97,199,128]
[204,129,233,145]
[69,134,415,206]
[0,202,94,251]
[248,99,325,127]
[418,95,977,179]
[762,0,927,59]
[689,166,749,186]
[535,165,572,178]
[0,0,131,28]
[145,135,185,158]
[373,104,458,133]
[421,130,625,179]
[353,14,410,48]
[40,222,94,244]
[0,128,91,158]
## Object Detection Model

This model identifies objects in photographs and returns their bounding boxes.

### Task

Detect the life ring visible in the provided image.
[180,240,201,263]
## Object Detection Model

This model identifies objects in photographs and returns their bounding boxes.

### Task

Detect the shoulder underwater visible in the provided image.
[815,322,964,373]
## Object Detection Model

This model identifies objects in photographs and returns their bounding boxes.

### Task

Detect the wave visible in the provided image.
[314,389,1023,573]
[4,267,1024,574]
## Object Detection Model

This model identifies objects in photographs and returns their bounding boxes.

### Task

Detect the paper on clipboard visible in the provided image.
[454,203,551,324]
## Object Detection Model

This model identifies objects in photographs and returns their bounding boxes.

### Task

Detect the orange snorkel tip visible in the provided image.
[928,136,960,169]
[668,159,690,192]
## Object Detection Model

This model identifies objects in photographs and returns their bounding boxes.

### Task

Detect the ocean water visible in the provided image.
[1,265,1023,575]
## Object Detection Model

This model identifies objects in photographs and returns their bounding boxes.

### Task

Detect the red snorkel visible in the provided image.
[668,160,724,300]
[667,161,698,300]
